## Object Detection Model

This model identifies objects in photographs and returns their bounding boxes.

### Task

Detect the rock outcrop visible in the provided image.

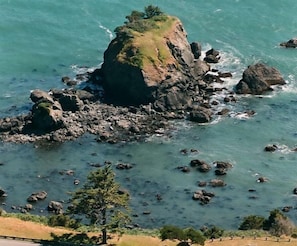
[1,9,284,144]
[27,191,47,202]
[235,63,285,94]
[93,15,210,109]
[280,38,297,48]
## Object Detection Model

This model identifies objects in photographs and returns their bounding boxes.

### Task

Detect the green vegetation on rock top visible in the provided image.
[113,5,178,69]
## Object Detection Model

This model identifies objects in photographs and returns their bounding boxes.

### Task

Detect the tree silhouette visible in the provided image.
[68,165,130,244]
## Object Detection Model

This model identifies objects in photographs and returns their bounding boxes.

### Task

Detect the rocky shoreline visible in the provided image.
[0,55,286,144]
[0,14,288,144]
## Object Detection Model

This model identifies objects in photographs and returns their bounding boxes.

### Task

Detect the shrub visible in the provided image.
[239,215,265,230]
[203,226,224,239]
[144,5,163,19]
[263,209,296,236]
[160,225,186,241]
[269,216,295,236]
[184,227,206,245]
[116,5,166,35]
[51,232,97,245]
[125,10,145,23]
[48,214,80,229]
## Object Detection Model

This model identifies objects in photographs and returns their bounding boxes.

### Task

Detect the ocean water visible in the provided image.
[1,0,297,230]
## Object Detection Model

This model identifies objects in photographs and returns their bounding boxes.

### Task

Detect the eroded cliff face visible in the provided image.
[101,17,207,106]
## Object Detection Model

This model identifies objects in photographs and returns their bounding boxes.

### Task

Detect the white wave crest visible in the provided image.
[98,23,113,41]
[70,63,102,74]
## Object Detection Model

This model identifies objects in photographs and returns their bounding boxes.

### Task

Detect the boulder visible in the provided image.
[190,42,202,59]
[264,144,278,152]
[48,201,63,214]
[209,179,226,187]
[0,188,7,197]
[280,38,297,48]
[58,94,83,112]
[30,89,54,104]
[24,204,33,211]
[213,161,233,169]
[257,177,268,183]
[198,181,207,187]
[197,163,212,173]
[61,76,77,86]
[190,159,204,167]
[116,163,133,170]
[176,166,191,173]
[235,63,285,94]
[189,107,212,123]
[215,168,227,176]
[204,48,220,63]
[31,101,63,132]
[192,190,215,205]
[27,191,47,202]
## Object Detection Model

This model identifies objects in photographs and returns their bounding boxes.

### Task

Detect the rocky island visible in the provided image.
[0,6,286,144]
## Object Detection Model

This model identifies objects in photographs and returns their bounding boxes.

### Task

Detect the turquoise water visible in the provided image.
[1,0,297,229]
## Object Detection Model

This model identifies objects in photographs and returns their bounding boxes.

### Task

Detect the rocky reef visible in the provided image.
[0,9,286,144]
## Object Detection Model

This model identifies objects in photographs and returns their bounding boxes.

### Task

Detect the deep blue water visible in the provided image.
[1,0,297,229]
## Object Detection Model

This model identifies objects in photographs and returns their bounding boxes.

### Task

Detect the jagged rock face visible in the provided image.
[31,101,63,132]
[235,63,285,94]
[101,18,207,106]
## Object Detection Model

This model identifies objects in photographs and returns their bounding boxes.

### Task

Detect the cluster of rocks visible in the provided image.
[192,189,215,205]
[0,59,286,145]
[47,200,64,214]
[203,48,221,63]
[178,159,233,176]
[1,190,64,214]
[176,157,233,205]
[11,204,33,214]
[0,87,174,143]
[0,17,287,144]
[9,191,64,214]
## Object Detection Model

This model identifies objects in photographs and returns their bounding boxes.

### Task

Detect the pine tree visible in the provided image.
[68,165,130,244]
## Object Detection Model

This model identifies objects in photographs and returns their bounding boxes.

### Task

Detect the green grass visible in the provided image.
[116,15,178,69]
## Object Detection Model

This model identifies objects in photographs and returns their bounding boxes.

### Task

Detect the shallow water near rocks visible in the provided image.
[1,0,297,229]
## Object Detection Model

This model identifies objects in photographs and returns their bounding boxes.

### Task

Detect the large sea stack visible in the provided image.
[91,8,210,110]
[0,6,232,143]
